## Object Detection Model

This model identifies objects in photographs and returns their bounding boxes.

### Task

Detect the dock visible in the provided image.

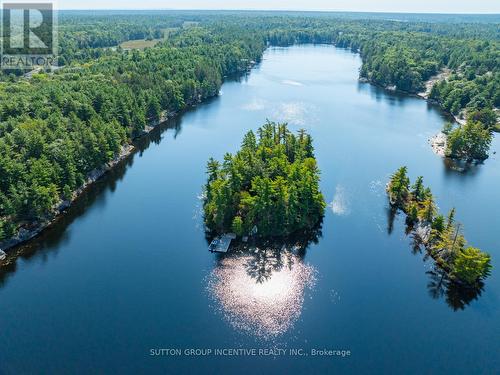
[209,233,236,253]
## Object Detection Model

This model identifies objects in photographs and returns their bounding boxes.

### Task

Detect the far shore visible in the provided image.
[0,48,492,257]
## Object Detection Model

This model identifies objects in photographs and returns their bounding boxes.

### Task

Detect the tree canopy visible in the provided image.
[203,122,325,237]
[0,25,265,242]
[445,120,493,161]
[1,12,498,243]
[387,167,492,285]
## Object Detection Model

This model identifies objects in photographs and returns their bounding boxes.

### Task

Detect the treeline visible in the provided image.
[0,27,265,241]
[204,122,325,237]
[3,12,497,123]
[1,12,498,241]
[429,41,499,119]
[221,16,498,117]
[238,16,499,160]
[56,13,185,65]
[387,167,492,285]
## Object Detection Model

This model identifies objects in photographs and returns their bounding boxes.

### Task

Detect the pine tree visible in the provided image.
[452,247,492,284]
[411,176,425,202]
[388,166,410,207]
[203,122,324,237]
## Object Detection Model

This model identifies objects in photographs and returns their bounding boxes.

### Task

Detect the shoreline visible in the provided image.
[0,47,484,256]
[429,132,447,157]
[361,72,466,126]
[0,111,175,254]
[359,74,494,162]
[0,61,259,256]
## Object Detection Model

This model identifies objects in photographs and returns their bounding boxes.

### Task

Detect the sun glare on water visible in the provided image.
[207,249,316,339]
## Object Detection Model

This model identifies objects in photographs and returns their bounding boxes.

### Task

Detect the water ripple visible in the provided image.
[207,248,316,340]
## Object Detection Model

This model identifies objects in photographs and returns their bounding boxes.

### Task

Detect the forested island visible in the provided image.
[0,11,498,248]
[203,122,325,237]
[387,167,492,285]
[443,117,493,161]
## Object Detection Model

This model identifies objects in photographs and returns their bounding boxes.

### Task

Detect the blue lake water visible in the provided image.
[0,45,499,374]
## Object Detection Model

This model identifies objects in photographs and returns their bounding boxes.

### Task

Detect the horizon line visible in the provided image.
[54,9,500,15]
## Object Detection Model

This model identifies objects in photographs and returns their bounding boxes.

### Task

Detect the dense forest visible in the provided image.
[387,167,492,285]
[0,11,498,244]
[204,122,325,237]
[0,22,265,241]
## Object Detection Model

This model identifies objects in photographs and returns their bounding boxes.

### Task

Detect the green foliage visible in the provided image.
[431,214,445,233]
[430,216,466,264]
[387,166,410,206]
[231,216,244,237]
[0,219,15,241]
[406,201,419,226]
[1,12,498,242]
[446,120,493,161]
[204,122,325,237]
[451,247,492,285]
[442,122,454,135]
[411,176,426,202]
[469,109,498,130]
[418,196,437,223]
[388,170,437,224]
[0,25,264,239]
[388,169,492,285]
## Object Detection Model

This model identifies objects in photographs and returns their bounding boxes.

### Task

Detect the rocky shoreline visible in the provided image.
[361,69,467,126]
[0,56,260,258]
[416,69,451,100]
[0,111,173,255]
[429,132,447,157]
[359,72,478,161]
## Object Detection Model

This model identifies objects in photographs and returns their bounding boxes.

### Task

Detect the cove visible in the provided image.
[0,45,498,374]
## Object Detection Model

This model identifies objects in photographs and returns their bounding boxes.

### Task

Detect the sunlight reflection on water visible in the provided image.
[329,184,350,216]
[207,247,316,340]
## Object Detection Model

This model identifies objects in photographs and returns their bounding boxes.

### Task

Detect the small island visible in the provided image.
[203,122,325,238]
[430,108,495,162]
[387,167,492,285]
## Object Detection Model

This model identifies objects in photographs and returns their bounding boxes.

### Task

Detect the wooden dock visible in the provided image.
[208,233,236,253]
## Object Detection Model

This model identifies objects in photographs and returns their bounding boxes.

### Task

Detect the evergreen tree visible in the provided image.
[452,247,492,284]
[411,176,426,202]
[446,120,492,161]
[203,122,325,237]
[387,166,410,207]
[387,169,492,285]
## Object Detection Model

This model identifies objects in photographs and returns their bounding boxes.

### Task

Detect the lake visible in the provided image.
[0,45,499,374]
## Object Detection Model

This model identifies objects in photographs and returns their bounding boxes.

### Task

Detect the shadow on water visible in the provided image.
[0,68,251,289]
[386,212,485,311]
[236,226,322,282]
[386,206,397,235]
[426,267,484,311]
[0,118,186,289]
[0,159,129,288]
[442,157,483,177]
[357,81,417,107]
[357,81,458,125]
[206,226,322,340]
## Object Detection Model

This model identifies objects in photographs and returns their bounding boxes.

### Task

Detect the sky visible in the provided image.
[58,0,500,13]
